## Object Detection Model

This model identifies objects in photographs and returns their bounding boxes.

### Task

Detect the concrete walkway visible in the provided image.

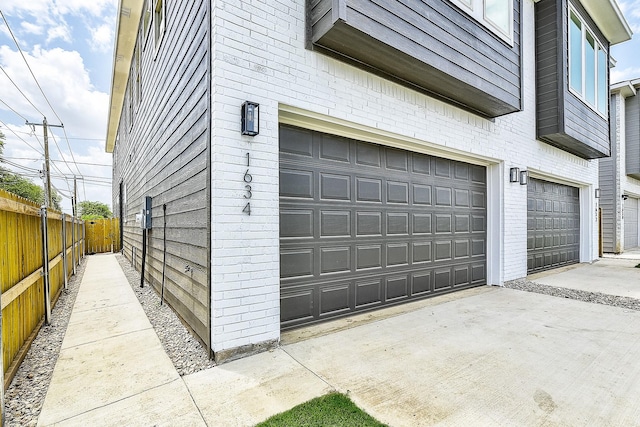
[37,254,206,426]
[39,254,640,426]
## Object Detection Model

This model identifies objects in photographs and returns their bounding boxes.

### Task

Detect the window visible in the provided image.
[135,29,141,107]
[154,0,165,52]
[568,8,608,116]
[449,0,513,44]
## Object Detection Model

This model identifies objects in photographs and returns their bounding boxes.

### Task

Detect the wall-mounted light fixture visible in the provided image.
[519,170,528,185]
[622,194,629,201]
[509,167,520,183]
[241,101,259,136]
[595,188,600,198]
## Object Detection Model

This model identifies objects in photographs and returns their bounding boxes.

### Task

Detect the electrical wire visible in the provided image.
[0,97,29,122]
[2,157,112,167]
[0,65,45,117]
[0,118,44,153]
[1,10,85,183]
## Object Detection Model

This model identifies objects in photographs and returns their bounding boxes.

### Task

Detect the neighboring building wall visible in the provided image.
[602,82,640,253]
[599,93,620,253]
[208,0,600,357]
[113,0,211,347]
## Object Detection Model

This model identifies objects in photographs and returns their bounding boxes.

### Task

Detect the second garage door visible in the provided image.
[527,178,580,273]
[279,125,487,329]
[624,197,639,250]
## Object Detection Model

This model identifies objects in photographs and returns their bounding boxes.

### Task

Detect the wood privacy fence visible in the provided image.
[85,218,120,254]
[0,189,84,392]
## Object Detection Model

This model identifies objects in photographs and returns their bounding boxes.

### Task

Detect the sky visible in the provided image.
[0,0,117,215]
[0,0,639,215]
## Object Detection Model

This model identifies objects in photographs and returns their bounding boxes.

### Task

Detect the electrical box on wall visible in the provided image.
[142,196,152,229]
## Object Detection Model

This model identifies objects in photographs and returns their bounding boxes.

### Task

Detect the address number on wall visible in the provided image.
[243,152,252,215]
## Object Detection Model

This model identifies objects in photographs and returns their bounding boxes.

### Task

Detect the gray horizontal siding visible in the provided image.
[599,97,617,252]
[626,95,640,178]
[535,0,610,159]
[113,0,210,347]
[310,0,521,118]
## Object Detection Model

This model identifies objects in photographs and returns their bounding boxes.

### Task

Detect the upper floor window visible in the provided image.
[154,0,165,52]
[569,8,607,116]
[449,0,513,44]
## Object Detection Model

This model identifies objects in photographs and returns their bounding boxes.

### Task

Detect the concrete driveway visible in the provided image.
[185,265,640,426]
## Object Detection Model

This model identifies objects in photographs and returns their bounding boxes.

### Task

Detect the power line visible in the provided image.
[1,11,85,186]
[0,65,45,117]
[0,10,63,125]
[0,97,29,121]
[0,118,44,153]
[5,129,105,141]
[2,157,112,167]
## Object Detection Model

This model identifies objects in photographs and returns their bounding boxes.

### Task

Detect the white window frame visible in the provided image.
[153,0,165,57]
[568,6,608,118]
[449,0,514,45]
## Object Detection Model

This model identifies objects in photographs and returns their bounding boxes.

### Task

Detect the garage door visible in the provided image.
[624,197,639,250]
[527,178,580,273]
[279,125,487,329]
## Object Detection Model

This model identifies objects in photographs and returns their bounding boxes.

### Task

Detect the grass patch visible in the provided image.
[256,392,388,427]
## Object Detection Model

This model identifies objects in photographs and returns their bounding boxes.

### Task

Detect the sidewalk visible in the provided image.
[38,253,640,426]
[37,254,206,426]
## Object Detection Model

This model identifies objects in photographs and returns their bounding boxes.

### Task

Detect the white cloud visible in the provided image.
[46,24,72,44]
[89,22,114,53]
[611,66,640,84]
[20,22,43,36]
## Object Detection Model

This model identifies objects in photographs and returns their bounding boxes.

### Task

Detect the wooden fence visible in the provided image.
[0,189,84,394]
[85,218,120,254]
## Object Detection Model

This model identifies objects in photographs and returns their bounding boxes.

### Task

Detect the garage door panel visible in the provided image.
[527,177,579,273]
[385,276,409,300]
[624,198,639,250]
[280,125,486,329]
[355,279,382,307]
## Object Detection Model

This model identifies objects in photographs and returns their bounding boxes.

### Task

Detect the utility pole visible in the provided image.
[26,117,64,208]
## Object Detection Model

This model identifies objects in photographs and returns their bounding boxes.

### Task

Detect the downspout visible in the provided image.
[206,0,213,357]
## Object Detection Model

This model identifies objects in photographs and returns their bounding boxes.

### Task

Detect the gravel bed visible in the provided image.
[4,253,215,427]
[505,278,640,311]
[115,253,215,376]
[5,258,87,427]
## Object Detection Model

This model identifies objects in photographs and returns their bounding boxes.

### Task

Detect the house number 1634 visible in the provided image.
[243,152,252,215]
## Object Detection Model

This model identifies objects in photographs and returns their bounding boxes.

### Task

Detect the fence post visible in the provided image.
[61,214,68,290]
[82,222,86,259]
[1,278,4,427]
[40,207,52,325]
[71,217,76,275]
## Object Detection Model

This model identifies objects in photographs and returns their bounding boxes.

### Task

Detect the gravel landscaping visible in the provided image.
[114,253,215,376]
[4,253,214,427]
[505,278,640,311]
[4,258,639,426]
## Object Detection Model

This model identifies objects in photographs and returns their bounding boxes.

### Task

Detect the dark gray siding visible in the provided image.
[599,94,617,253]
[535,0,610,159]
[112,0,210,347]
[309,0,522,118]
[626,94,640,179]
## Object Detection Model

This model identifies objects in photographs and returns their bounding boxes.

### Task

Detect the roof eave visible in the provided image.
[105,0,144,153]
[580,0,632,45]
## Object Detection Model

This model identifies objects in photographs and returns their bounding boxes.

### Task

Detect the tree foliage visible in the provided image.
[0,130,4,159]
[0,168,62,210]
[79,200,112,219]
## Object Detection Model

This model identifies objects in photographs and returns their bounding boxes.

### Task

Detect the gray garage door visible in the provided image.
[624,197,639,250]
[527,178,580,273]
[279,125,487,329]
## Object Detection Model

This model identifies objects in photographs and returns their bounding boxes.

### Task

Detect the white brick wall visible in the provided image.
[209,0,600,353]
[612,88,640,250]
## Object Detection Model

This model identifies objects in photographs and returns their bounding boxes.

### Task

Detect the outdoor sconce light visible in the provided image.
[519,170,528,185]
[241,101,259,136]
[595,188,600,198]
[622,194,629,201]
[509,167,520,183]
